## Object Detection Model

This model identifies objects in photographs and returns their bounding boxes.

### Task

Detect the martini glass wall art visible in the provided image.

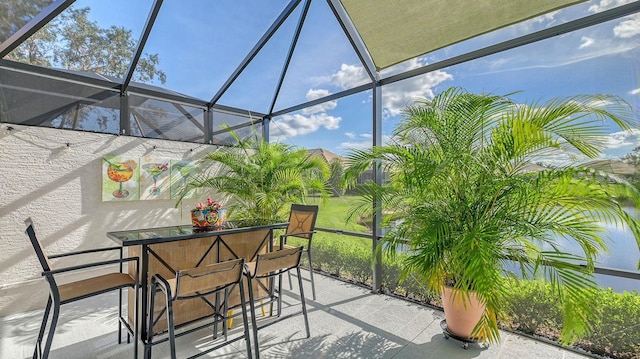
[142,163,169,195]
[170,160,196,199]
[140,157,171,200]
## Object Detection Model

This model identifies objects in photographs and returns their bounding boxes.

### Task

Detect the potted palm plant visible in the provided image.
[180,129,330,221]
[343,87,640,345]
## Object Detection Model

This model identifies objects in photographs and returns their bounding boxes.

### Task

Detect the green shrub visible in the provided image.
[504,279,563,336]
[581,288,640,358]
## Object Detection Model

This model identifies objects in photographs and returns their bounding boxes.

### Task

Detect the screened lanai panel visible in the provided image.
[211,110,260,145]
[339,0,585,70]
[0,66,120,133]
[273,0,368,112]
[216,2,301,113]
[132,0,291,101]
[213,122,263,145]
[4,0,153,81]
[129,94,206,143]
[0,0,55,43]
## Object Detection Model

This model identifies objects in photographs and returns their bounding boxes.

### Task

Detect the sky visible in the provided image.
[70,0,640,161]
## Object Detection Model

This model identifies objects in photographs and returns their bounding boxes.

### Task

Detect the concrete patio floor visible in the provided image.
[1,271,590,359]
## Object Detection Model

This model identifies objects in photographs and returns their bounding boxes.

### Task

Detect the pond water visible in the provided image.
[549,206,640,292]
[392,206,640,292]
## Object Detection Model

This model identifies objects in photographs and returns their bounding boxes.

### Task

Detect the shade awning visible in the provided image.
[339,0,586,70]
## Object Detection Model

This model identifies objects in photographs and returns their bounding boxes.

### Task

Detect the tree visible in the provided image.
[622,146,640,166]
[328,158,346,197]
[0,0,52,42]
[4,5,166,83]
[621,145,640,187]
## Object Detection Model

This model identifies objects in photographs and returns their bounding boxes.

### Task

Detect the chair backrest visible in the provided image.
[174,258,244,300]
[284,204,318,239]
[253,246,303,278]
[24,218,53,272]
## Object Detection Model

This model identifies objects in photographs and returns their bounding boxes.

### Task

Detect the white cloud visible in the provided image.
[382,72,453,116]
[475,39,638,75]
[306,88,331,100]
[318,59,452,118]
[602,129,640,149]
[345,131,356,139]
[630,88,640,95]
[486,57,512,68]
[531,10,560,27]
[329,63,370,90]
[588,0,636,13]
[302,89,337,114]
[509,9,560,34]
[613,14,640,38]
[368,58,452,117]
[270,112,341,141]
[579,36,595,49]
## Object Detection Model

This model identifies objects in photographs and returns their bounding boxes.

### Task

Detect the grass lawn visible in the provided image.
[283,195,374,255]
[306,195,370,233]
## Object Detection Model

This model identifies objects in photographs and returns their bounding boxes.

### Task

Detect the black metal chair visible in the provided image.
[147,258,252,359]
[24,218,139,359]
[281,204,319,300]
[244,246,310,359]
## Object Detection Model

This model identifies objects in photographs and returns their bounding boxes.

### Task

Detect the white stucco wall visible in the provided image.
[0,124,218,315]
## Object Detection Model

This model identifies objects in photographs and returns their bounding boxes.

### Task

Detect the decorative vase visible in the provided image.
[441,285,486,339]
[191,209,227,227]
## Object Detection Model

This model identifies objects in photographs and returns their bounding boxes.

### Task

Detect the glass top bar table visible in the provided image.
[107,219,288,359]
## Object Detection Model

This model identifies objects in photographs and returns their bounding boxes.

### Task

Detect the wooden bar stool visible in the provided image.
[147,258,252,359]
[244,246,310,359]
[281,204,319,300]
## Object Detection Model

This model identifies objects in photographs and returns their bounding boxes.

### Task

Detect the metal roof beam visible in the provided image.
[268,0,313,115]
[0,0,76,58]
[271,82,371,117]
[122,0,163,92]
[208,0,303,108]
[326,0,377,82]
[381,1,640,86]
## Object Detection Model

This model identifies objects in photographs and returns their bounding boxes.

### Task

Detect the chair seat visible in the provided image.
[281,243,309,254]
[59,273,135,302]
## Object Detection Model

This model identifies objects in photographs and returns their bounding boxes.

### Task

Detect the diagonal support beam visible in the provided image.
[326,0,377,81]
[0,0,76,58]
[122,0,164,92]
[208,0,302,108]
[268,0,313,115]
[270,82,371,117]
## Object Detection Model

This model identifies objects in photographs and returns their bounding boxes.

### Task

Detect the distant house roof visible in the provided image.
[585,159,638,175]
[307,148,345,165]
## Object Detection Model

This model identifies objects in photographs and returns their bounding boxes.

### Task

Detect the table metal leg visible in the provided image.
[140,244,152,359]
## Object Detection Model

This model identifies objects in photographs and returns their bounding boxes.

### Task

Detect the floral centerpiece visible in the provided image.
[191,196,227,228]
